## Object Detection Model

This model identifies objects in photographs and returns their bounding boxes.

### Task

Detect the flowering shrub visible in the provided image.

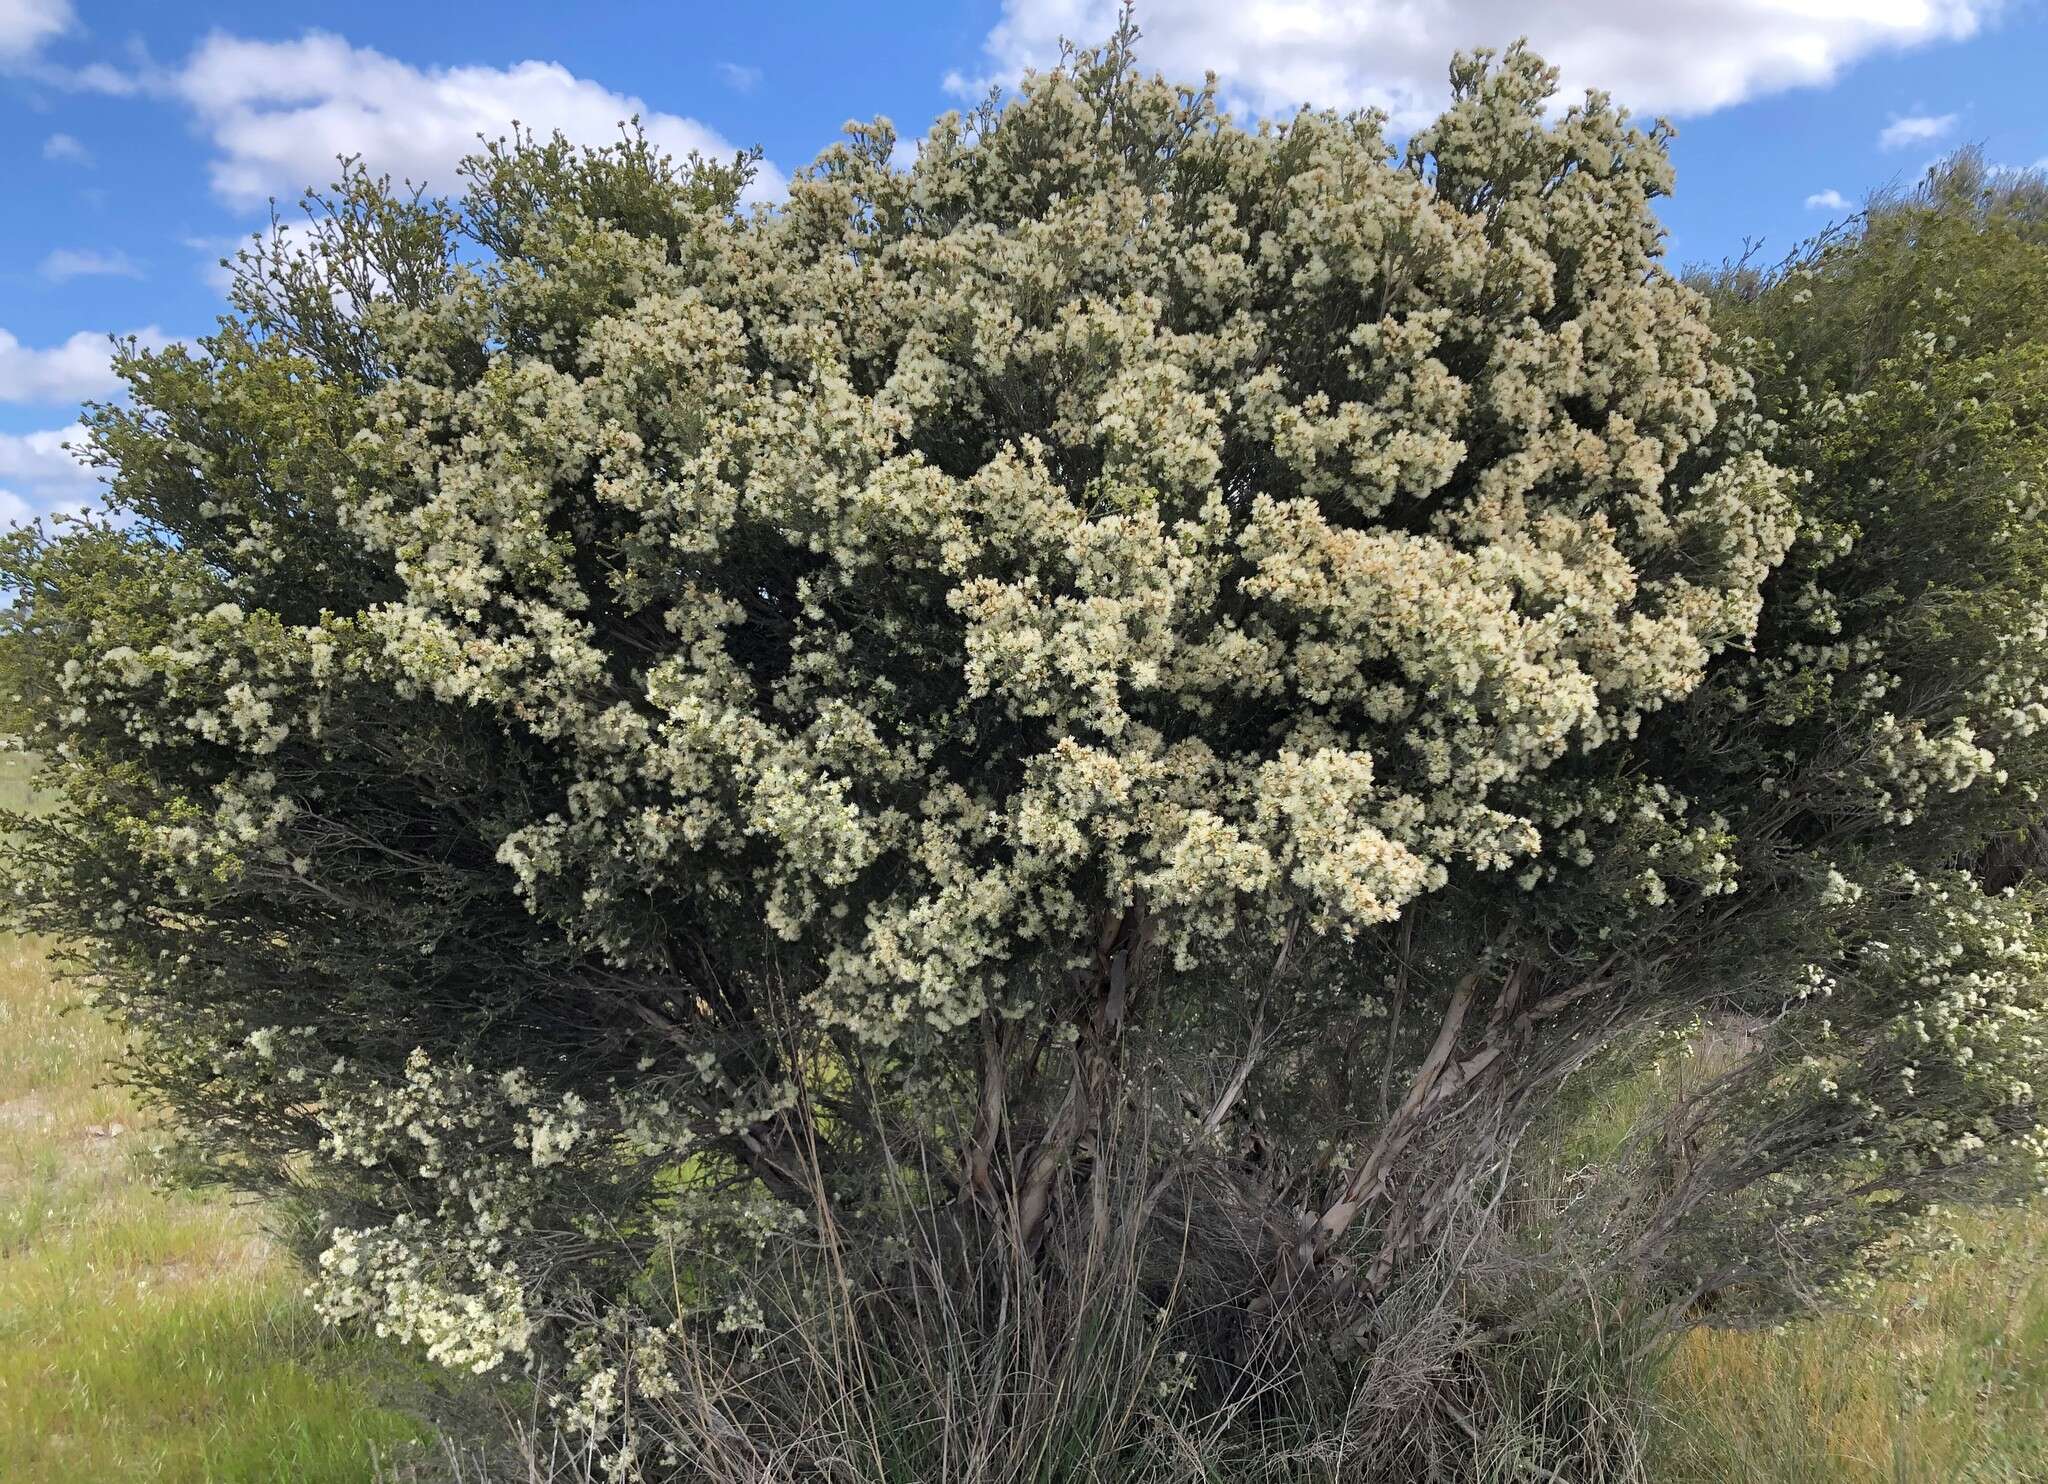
[4,25,2046,1478]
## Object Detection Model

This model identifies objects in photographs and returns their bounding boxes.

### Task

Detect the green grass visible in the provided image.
[1520,1026,2048,1481]
[0,930,436,1482]
[1654,1202,2048,1483]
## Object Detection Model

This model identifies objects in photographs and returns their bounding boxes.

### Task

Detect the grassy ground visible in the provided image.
[1579,1038,2048,1482]
[0,755,437,1483]
[1656,1202,2048,1483]
[0,933,437,1482]
[1540,1029,2048,1482]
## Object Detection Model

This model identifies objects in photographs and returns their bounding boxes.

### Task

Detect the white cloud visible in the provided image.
[1878,111,1958,149]
[0,326,165,405]
[0,0,143,93]
[717,61,762,93]
[0,421,102,523]
[0,0,71,63]
[1805,188,1851,210]
[956,1,1994,126]
[173,31,785,208]
[63,58,136,95]
[40,247,142,282]
[42,130,91,164]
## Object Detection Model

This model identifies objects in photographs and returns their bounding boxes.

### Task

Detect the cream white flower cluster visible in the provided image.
[305,1048,704,1376]
[298,47,1793,1056]
[1505,775,1740,920]
[315,1220,533,1375]
[1774,872,2048,1191]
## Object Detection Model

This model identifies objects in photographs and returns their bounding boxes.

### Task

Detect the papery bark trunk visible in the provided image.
[1012,902,1148,1253]
[1291,943,1622,1295]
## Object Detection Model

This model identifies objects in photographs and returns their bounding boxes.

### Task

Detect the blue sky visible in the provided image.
[4,0,2045,521]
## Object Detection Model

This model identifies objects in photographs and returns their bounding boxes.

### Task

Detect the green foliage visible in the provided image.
[1614,156,2048,1312]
